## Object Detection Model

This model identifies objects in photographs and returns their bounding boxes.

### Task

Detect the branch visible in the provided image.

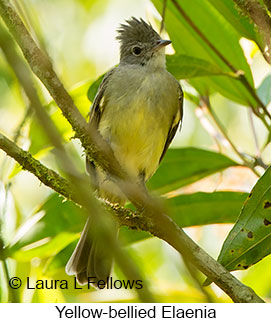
[170,0,271,122]
[160,0,168,33]
[0,133,72,199]
[200,96,266,176]
[0,0,265,302]
[234,0,271,64]
[0,23,155,303]
[263,0,271,13]
[0,133,265,303]
[0,132,138,226]
[0,0,124,183]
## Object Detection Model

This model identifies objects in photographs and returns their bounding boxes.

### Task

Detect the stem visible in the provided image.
[234,0,271,64]
[13,105,32,144]
[182,258,215,303]
[248,107,260,156]
[203,97,262,177]
[2,258,19,302]
[263,0,271,13]
[170,0,271,120]
[0,189,19,302]
[246,108,268,168]
[160,0,168,33]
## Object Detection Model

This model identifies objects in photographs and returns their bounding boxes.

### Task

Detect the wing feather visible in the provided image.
[159,83,183,164]
[86,69,115,180]
[88,68,115,127]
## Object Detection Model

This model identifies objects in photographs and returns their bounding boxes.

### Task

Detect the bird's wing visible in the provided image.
[159,83,183,164]
[86,68,115,180]
[88,68,115,127]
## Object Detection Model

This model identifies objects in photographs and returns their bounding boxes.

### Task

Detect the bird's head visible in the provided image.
[116,17,171,69]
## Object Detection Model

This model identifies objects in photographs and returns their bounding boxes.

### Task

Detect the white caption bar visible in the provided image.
[0,303,270,322]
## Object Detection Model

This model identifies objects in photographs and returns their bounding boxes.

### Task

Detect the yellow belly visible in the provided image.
[95,66,180,202]
[99,100,169,181]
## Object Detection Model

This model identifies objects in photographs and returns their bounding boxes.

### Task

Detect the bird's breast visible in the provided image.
[98,68,179,180]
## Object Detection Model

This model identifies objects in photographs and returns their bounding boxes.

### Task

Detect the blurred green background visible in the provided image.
[0,0,271,302]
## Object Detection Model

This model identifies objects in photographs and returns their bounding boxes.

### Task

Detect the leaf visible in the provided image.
[87,73,106,102]
[44,240,78,274]
[257,74,271,106]
[168,191,247,227]
[44,191,247,273]
[183,91,200,105]
[147,148,238,194]
[121,191,247,244]
[28,80,91,155]
[77,0,109,11]
[29,118,51,155]
[8,194,83,257]
[152,0,257,106]
[70,80,92,116]
[166,54,236,79]
[217,167,271,272]
[207,0,263,48]
[12,232,78,262]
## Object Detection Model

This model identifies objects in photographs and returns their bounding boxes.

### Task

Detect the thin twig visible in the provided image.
[13,105,32,144]
[202,97,262,177]
[160,0,168,33]
[234,0,271,64]
[2,258,19,302]
[0,187,19,302]
[170,0,271,122]
[247,108,268,169]
[248,107,260,156]
[182,257,215,303]
[263,0,271,13]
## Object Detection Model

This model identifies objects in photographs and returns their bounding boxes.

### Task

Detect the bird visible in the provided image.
[65,17,183,285]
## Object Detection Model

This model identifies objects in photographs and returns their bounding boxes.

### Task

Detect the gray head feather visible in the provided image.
[116,17,160,45]
[116,17,162,65]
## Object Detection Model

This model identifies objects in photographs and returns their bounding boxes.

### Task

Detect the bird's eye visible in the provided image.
[132,46,142,56]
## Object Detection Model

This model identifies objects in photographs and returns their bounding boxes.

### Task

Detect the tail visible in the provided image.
[65,167,125,285]
[65,217,118,285]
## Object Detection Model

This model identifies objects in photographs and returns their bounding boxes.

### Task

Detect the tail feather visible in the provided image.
[65,216,118,285]
[66,170,125,285]
[65,218,91,278]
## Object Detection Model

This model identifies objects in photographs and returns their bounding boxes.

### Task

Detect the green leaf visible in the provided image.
[183,91,200,105]
[217,167,271,271]
[70,80,92,116]
[207,0,263,48]
[152,0,257,106]
[12,232,77,262]
[147,148,238,194]
[257,74,271,106]
[121,191,247,244]
[44,191,246,273]
[44,240,78,274]
[29,118,51,155]
[8,194,83,257]
[77,0,109,11]
[28,80,91,155]
[166,54,236,79]
[168,191,247,227]
[87,73,106,102]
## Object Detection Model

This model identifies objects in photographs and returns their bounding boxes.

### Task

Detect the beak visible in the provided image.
[152,39,172,51]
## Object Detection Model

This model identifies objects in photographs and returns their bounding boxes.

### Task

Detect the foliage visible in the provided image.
[0,0,271,303]
[217,166,271,272]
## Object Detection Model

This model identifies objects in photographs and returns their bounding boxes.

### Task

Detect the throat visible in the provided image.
[146,53,166,70]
